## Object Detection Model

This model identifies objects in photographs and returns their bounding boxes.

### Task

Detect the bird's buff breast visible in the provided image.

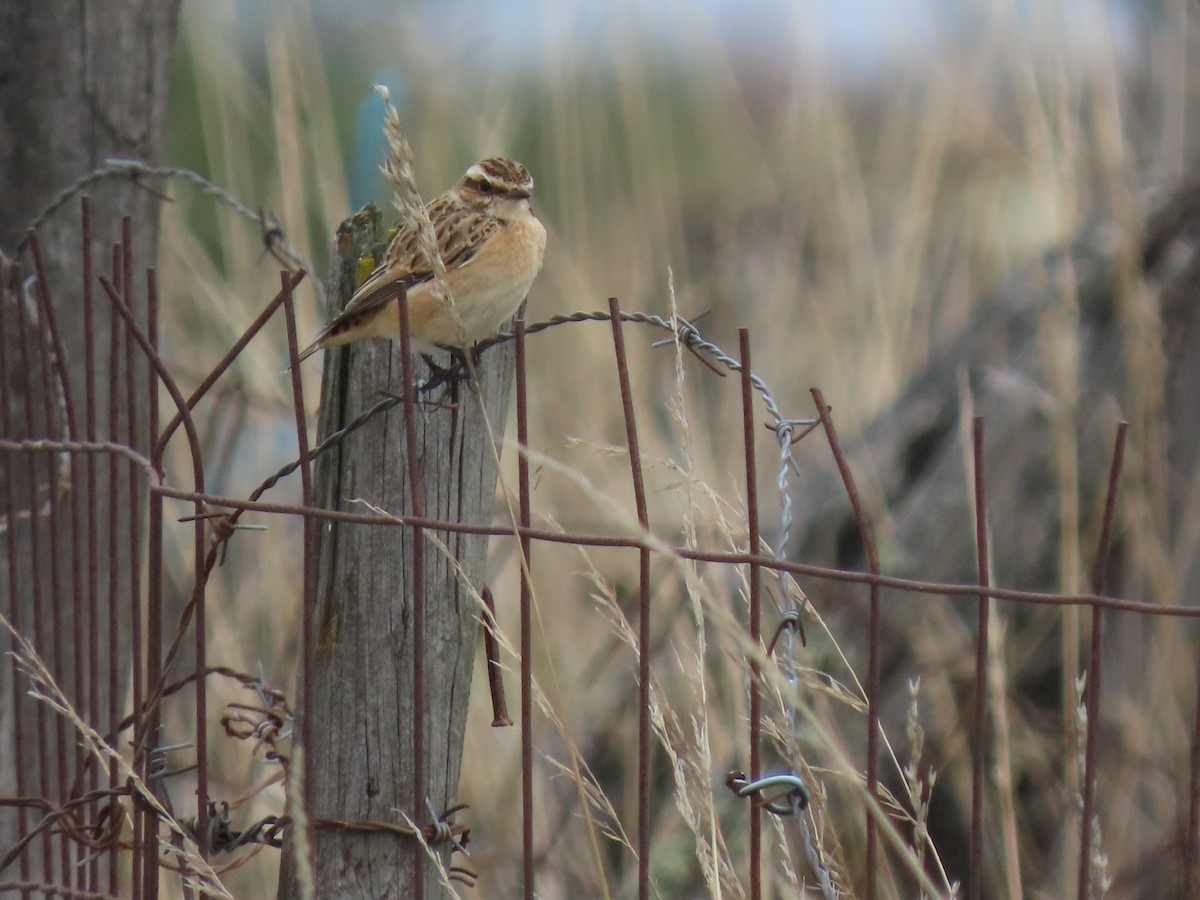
[401,216,546,347]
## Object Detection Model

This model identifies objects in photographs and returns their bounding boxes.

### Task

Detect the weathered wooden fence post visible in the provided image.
[279,205,515,897]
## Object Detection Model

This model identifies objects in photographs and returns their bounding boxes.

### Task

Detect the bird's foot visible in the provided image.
[418,352,469,392]
[379,385,459,413]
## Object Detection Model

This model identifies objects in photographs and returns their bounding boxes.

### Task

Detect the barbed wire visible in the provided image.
[20,158,324,303]
[480,310,795,430]
[228,310,806,547]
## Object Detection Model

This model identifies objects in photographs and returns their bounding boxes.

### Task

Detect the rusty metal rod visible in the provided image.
[1077,423,1126,899]
[608,297,653,900]
[515,310,536,898]
[811,387,882,900]
[480,587,511,727]
[970,417,990,900]
[281,271,317,872]
[145,483,1200,616]
[0,251,32,891]
[740,330,763,900]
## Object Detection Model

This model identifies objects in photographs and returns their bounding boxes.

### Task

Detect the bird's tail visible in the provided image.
[279,337,323,375]
[295,339,323,364]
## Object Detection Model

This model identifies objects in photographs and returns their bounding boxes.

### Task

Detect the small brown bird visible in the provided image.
[298,157,547,363]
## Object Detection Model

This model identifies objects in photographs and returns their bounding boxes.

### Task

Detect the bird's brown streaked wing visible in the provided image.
[316,201,501,340]
[377,193,498,278]
[350,205,498,299]
[332,217,430,324]
[433,208,500,271]
[328,263,417,329]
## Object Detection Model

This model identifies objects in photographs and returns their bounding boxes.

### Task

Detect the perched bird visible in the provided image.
[298,157,546,364]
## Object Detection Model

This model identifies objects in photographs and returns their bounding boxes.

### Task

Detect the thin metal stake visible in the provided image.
[608,297,653,900]
[740,330,763,900]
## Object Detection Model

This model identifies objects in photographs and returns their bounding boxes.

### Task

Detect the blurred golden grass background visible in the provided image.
[144,0,1197,895]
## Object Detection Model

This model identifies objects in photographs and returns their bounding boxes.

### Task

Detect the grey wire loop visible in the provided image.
[423,796,469,855]
[728,771,811,816]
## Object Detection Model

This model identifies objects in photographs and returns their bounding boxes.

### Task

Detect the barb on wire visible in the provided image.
[765,607,806,657]
[183,801,284,854]
[148,731,195,817]
[479,309,789,427]
[304,803,472,850]
[219,664,293,772]
[148,740,196,781]
[178,505,268,564]
[159,802,475,872]
[221,702,291,764]
[766,418,820,446]
[423,797,471,856]
[650,306,713,347]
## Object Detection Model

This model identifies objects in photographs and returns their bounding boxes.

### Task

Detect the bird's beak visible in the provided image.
[504,188,531,200]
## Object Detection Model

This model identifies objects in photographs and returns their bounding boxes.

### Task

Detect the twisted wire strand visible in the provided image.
[483,309,792,422]
[258,312,803,519]
[21,158,324,303]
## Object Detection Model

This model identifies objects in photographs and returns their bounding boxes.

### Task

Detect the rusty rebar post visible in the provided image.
[13,260,56,886]
[0,253,32,891]
[740,330,763,900]
[135,264,159,900]
[970,417,990,899]
[608,297,653,900]
[280,272,316,860]
[32,233,77,889]
[100,268,213,879]
[515,311,536,899]
[811,387,882,900]
[480,587,511,727]
[142,267,162,898]
[1077,422,1126,898]
[122,224,144,895]
[95,231,122,892]
[82,199,100,894]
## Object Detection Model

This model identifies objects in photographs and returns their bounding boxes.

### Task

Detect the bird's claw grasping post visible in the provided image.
[378,382,458,414]
[418,351,470,391]
[415,345,492,407]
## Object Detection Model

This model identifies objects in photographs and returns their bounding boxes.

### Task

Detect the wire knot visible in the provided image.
[726,771,810,816]
[767,608,807,655]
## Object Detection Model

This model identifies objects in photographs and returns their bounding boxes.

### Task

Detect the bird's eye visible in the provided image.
[477,180,494,193]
